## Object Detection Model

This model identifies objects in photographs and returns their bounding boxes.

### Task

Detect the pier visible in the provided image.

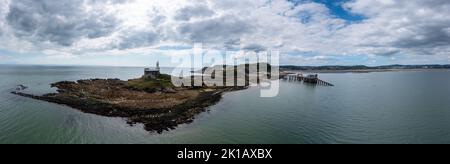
[283,73,334,86]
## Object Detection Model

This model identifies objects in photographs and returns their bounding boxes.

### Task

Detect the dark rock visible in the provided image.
[11,78,246,133]
[15,85,28,91]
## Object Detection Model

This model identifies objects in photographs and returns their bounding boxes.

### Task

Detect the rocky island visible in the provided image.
[12,64,248,133]
[13,76,245,133]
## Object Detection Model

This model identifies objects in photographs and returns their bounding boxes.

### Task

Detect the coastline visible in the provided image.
[12,78,246,133]
[281,68,450,74]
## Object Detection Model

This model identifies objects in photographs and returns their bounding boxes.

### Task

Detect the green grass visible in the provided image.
[127,74,174,91]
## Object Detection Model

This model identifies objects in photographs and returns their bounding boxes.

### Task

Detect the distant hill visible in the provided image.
[280,64,450,71]
[198,63,450,73]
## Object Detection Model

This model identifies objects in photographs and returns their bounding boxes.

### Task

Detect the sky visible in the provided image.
[0,0,449,67]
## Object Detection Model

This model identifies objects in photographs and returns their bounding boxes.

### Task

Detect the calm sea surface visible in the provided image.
[1,65,450,144]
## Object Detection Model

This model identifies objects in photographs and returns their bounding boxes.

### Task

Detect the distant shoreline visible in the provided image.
[281,68,450,74]
[279,64,450,74]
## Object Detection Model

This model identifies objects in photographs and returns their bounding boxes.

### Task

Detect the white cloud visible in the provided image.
[342,0,450,56]
[0,0,449,65]
[0,0,8,33]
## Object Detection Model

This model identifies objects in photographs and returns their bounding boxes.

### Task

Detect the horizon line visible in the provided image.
[1,63,450,68]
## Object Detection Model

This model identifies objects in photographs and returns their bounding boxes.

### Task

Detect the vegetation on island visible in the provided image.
[12,72,246,133]
[127,74,175,92]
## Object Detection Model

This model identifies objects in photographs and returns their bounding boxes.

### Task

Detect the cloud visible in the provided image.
[177,14,254,45]
[5,0,122,46]
[0,0,449,65]
[174,4,215,21]
[242,44,267,52]
[0,0,9,36]
[342,0,450,56]
[115,30,160,50]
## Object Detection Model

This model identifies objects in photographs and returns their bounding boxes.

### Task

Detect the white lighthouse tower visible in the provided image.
[156,61,160,71]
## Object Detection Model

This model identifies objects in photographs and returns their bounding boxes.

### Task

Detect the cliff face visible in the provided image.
[12,76,246,133]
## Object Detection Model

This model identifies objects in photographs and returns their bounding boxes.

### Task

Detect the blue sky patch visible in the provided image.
[288,0,365,22]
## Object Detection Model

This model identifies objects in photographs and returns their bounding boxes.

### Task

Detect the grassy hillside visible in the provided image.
[127,74,174,92]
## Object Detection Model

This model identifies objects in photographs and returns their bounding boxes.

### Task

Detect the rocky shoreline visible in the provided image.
[12,78,246,133]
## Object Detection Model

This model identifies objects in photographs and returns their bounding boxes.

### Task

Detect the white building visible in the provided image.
[144,61,160,79]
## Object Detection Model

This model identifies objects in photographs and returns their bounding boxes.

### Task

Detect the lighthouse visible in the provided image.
[144,61,161,79]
